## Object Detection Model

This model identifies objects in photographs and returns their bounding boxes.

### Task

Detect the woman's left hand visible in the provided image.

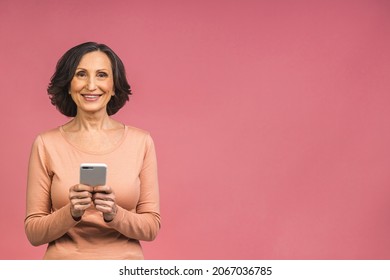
[92,185,117,222]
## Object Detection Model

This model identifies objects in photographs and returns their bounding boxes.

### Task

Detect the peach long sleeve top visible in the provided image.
[25,125,160,259]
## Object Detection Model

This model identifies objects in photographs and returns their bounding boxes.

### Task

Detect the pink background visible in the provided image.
[0,0,390,259]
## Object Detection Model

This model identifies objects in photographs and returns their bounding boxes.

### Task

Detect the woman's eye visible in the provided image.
[75,71,86,78]
[97,72,108,78]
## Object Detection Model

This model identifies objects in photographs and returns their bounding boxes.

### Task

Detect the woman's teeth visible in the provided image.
[82,94,101,101]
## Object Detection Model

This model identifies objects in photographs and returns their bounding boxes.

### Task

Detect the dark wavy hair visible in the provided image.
[47,42,132,116]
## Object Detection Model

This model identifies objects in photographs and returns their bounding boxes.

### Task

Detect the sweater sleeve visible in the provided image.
[24,135,78,246]
[107,134,161,241]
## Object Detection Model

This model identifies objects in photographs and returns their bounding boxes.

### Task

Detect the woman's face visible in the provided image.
[70,51,114,115]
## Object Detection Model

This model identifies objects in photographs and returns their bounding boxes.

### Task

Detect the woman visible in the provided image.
[25,42,160,259]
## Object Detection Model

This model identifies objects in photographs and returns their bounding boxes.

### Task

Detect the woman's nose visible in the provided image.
[86,78,97,91]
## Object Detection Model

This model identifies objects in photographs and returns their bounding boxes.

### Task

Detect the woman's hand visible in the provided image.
[92,185,117,222]
[69,184,94,220]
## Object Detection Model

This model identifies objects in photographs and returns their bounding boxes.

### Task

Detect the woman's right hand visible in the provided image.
[69,184,94,220]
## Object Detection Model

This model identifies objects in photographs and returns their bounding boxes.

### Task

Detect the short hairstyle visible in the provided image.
[47,42,132,117]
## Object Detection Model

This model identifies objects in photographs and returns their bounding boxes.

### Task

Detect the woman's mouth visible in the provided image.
[81,94,103,101]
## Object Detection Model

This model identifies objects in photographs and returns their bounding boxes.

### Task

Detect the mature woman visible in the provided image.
[25,42,160,259]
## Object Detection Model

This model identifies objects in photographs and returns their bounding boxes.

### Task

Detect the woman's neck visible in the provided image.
[67,111,114,132]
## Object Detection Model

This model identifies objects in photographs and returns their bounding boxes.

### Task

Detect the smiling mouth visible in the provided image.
[81,94,103,101]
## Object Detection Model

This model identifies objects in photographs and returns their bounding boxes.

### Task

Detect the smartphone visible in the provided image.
[80,163,107,186]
